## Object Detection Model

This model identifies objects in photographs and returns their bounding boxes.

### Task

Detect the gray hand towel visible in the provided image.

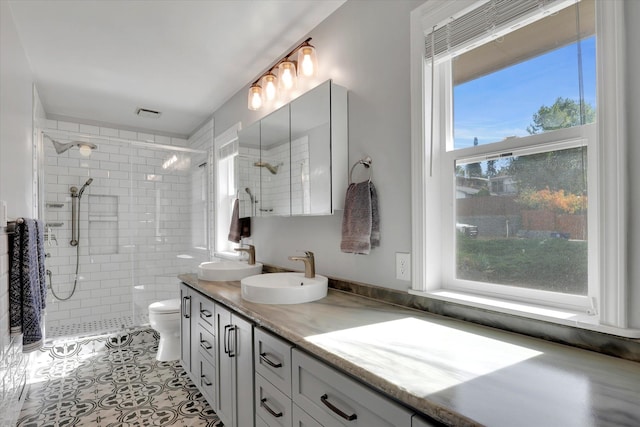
[228,198,241,243]
[341,181,380,254]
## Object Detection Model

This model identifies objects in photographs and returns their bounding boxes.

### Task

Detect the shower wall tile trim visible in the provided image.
[42,119,208,338]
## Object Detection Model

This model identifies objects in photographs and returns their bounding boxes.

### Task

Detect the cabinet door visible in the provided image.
[180,284,192,375]
[216,303,234,427]
[234,312,255,427]
[216,303,255,427]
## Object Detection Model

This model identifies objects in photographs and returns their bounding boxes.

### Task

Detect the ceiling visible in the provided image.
[8,0,345,137]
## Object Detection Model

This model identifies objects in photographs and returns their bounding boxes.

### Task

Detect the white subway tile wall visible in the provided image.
[42,120,209,337]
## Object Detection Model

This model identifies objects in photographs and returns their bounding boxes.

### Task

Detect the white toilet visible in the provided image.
[148,298,181,361]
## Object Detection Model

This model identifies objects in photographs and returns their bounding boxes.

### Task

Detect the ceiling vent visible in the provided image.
[136,107,161,118]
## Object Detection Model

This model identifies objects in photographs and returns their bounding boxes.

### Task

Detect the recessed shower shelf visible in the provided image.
[46,202,65,208]
[45,222,64,227]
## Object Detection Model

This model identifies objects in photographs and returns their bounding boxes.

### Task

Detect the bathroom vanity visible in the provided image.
[179,275,640,427]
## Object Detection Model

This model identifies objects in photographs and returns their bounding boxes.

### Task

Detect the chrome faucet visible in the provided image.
[235,244,256,265]
[288,251,315,278]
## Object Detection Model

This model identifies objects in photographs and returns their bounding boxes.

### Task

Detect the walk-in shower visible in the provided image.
[39,128,209,339]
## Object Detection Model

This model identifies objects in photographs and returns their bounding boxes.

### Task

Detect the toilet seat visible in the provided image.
[149,299,181,314]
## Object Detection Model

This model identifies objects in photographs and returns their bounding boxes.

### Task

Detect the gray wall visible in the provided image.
[212,0,423,290]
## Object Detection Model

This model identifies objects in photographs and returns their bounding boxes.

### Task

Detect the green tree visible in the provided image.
[509,97,593,194]
[526,97,595,135]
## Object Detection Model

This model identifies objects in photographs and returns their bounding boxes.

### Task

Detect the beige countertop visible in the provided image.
[179,273,640,427]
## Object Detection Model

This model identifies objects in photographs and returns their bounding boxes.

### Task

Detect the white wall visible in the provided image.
[1,1,34,219]
[210,0,424,290]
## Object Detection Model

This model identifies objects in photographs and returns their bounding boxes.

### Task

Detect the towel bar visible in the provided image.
[6,218,25,235]
[349,156,373,184]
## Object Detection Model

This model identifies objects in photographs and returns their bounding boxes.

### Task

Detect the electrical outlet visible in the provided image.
[396,252,411,281]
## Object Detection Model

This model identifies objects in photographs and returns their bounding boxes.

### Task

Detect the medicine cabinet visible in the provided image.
[237,80,347,217]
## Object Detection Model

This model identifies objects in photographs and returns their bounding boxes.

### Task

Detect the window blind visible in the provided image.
[424,0,574,61]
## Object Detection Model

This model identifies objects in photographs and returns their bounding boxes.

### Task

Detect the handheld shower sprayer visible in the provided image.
[245,187,255,204]
[70,178,93,246]
[78,178,93,198]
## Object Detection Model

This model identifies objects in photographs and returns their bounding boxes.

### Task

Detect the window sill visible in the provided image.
[409,289,640,338]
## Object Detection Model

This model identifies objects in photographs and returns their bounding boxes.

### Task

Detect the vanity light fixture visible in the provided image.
[247,37,318,111]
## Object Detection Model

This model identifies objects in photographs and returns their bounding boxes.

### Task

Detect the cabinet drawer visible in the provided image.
[197,294,215,328]
[196,323,216,363]
[199,357,216,408]
[293,404,323,427]
[412,414,444,427]
[256,373,293,427]
[292,349,413,427]
[255,328,293,396]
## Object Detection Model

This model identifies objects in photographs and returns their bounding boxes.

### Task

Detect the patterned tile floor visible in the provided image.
[17,329,220,427]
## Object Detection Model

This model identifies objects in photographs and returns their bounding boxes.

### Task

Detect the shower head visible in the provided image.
[52,139,97,155]
[254,161,280,175]
[77,178,93,198]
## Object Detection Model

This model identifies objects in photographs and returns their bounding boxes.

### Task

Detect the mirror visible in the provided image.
[291,81,331,215]
[237,80,347,217]
[259,105,291,216]
[237,121,260,218]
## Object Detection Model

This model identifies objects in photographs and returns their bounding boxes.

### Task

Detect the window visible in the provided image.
[214,124,241,255]
[410,0,637,336]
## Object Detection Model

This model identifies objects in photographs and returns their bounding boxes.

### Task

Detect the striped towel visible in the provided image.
[9,219,47,352]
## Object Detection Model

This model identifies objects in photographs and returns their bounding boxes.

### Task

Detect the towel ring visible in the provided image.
[349,156,373,184]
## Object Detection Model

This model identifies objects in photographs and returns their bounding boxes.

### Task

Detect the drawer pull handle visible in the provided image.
[259,352,282,368]
[200,308,212,318]
[321,394,357,421]
[201,375,212,387]
[224,325,236,357]
[183,296,191,318]
[260,398,283,418]
[200,339,212,350]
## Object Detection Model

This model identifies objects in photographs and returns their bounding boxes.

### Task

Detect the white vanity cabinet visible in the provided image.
[292,349,413,427]
[216,302,255,427]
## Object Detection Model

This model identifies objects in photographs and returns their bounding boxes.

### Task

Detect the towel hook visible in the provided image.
[349,156,373,184]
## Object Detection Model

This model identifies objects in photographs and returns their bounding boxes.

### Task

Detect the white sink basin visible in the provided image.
[241,272,328,304]
[198,260,263,281]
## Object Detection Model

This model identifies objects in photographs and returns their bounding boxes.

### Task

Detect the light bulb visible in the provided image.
[296,44,317,78]
[261,74,278,102]
[247,85,263,110]
[278,61,297,93]
[300,48,314,76]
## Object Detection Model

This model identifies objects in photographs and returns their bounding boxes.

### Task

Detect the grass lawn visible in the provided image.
[457,235,588,295]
